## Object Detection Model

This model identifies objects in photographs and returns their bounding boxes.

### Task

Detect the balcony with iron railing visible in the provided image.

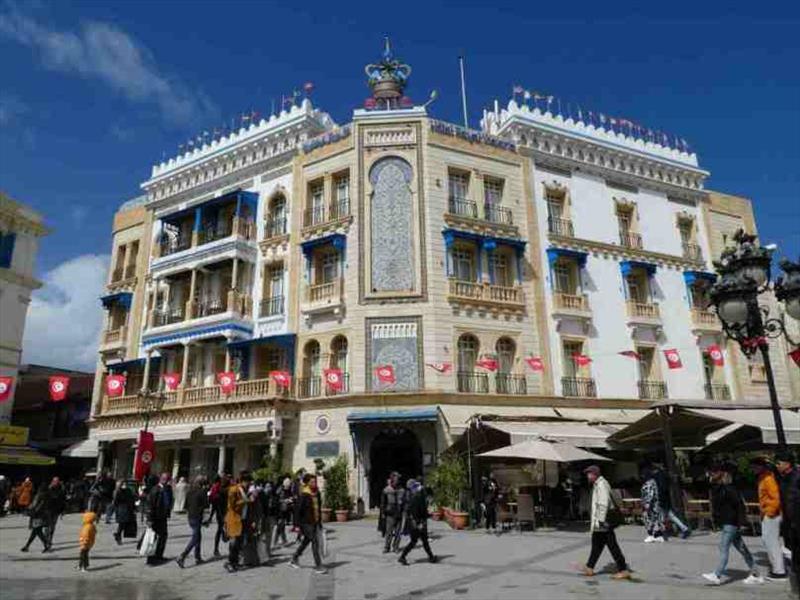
[303,200,351,229]
[547,216,574,237]
[264,216,288,239]
[495,373,527,395]
[260,295,285,318]
[705,383,732,400]
[561,376,597,398]
[619,230,643,250]
[196,296,228,318]
[296,373,350,399]
[447,197,478,219]
[457,371,489,393]
[638,380,668,400]
[448,279,525,310]
[159,233,193,257]
[484,203,513,226]
[151,306,185,327]
[682,242,703,262]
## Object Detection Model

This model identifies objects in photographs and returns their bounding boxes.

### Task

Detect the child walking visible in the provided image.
[78,511,97,572]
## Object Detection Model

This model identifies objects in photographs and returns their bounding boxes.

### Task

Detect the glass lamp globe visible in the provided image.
[740,263,769,287]
[786,295,800,321]
[718,296,749,325]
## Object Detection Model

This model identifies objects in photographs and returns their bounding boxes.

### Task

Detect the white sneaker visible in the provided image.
[702,572,722,585]
[743,574,764,585]
[644,535,655,543]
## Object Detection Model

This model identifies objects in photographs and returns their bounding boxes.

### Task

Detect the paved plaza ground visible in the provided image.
[0,512,795,600]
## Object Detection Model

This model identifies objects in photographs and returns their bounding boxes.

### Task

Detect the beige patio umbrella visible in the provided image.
[476,437,611,462]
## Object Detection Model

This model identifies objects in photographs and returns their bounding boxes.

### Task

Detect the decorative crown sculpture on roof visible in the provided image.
[364,38,412,109]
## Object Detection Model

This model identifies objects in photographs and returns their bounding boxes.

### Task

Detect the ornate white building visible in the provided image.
[87,44,792,505]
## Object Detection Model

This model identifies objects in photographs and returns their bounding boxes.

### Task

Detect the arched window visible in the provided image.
[267,194,287,236]
[457,334,479,374]
[331,336,348,373]
[304,340,321,377]
[496,337,516,374]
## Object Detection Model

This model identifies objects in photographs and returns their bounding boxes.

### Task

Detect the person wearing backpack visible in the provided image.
[701,463,763,586]
[581,465,630,580]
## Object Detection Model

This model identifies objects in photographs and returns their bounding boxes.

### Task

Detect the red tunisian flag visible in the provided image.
[572,354,592,367]
[49,376,70,402]
[706,344,725,367]
[664,349,683,370]
[163,373,181,391]
[217,372,236,394]
[524,356,544,372]
[426,362,453,374]
[133,430,155,482]
[476,356,499,371]
[106,374,126,397]
[375,365,396,384]
[0,376,13,403]
[270,370,292,389]
[618,350,641,360]
[323,368,344,391]
[789,348,800,368]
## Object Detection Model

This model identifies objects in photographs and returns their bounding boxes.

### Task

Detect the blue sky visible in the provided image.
[2,1,798,368]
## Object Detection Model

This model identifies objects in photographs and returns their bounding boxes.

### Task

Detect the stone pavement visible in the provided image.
[0,512,794,600]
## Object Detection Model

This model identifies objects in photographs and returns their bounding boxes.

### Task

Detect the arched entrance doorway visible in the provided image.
[368,428,422,508]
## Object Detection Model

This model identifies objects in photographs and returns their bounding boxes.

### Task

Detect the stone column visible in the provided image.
[96,441,107,474]
[180,343,191,387]
[228,259,239,313]
[142,350,153,391]
[186,269,197,319]
[217,438,227,475]
[224,337,232,372]
[172,448,181,480]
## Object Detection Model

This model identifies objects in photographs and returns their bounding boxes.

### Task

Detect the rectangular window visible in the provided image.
[562,340,584,378]
[637,347,655,380]
[448,171,469,203]
[553,262,574,294]
[483,177,503,207]
[626,274,647,303]
[489,253,510,286]
[452,247,474,281]
[335,175,349,205]
[546,197,564,220]
[0,231,15,269]
[679,222,693,245]
[310,181,325,224]
[267,263,284,298]
[318,250,338,284]
[617,211,632,235]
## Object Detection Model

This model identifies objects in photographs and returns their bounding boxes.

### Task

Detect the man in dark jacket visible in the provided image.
[176,476,208,568]
[398,479,437,565]
[260,480,280,560]
[288,473,326,574]
[776,451,800,592]
[482,474,500,533]
[145,473,172,565]
[112,480,137,545]
[45,477,66,546]
[652,464,691,539]
[381,472,405,553]
[701,463,763,585]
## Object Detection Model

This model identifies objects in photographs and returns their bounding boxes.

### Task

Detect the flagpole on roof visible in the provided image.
[458,55,469,129]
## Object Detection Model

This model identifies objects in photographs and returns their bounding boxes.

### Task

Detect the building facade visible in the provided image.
[88,44,795,505]
[0,192,48,423]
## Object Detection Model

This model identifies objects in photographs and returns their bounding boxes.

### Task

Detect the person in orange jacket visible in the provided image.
[78,511,97,572]
[750,457,786,580]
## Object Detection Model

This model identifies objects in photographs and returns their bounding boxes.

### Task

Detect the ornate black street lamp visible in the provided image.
[709,229,800,449]
[136,389,167,433]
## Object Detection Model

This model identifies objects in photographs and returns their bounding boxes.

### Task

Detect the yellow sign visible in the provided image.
[0,425,29,446]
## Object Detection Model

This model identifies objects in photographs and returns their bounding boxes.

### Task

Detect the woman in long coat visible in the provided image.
[224,473,250,572]
[17,478,34,512]
[641,468,665,543]
[112,481,137,544]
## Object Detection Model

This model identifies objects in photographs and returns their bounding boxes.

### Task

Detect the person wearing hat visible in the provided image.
[775,451,800,589]
[750,457,786,580]
[581,465,630,580]
[398,479,438,566]
[702,463,763,585]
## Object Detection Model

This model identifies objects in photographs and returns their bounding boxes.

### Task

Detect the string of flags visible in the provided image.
[510,84,692,153]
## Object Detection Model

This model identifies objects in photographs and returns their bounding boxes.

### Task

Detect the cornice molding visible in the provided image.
[0,267,43,290]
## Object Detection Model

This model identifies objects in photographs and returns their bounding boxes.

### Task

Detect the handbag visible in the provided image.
[605,490,625,529]
[139,527,157,557]
[123,519,138,539]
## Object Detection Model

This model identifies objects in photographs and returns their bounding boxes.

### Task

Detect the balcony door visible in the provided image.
[315,250,338,285]
[637,347,656,381]
[562,340,586,378]
[489,252,511,287]
[553,261,577,295]
[626,273,648,303]
[452,247,475,282]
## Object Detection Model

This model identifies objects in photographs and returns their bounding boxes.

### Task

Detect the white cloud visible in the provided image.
[0,7,217,126]
[22,254,109,371]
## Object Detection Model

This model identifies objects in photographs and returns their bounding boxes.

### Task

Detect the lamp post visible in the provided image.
[136,389,167,433]
[709,229,800,449]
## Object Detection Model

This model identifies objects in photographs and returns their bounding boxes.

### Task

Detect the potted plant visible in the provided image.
[428,454,469,529]
[324,455,351,522]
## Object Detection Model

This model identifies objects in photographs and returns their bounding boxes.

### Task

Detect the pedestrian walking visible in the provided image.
[45,476,66,546]
[640,465,665,543]
[701,463,763,585]
[398,479,438,565]
[145,473,172,565]
[581,465,630,580]
[77,510,97,572]
[177,476,208,568]
[652,464,691,539]
[259,480,279,560]
[21,486,51,553]
[224,471,251,572]
[0,475,9,517]
[112,480,136,545]
[750,457,787,580]
[483,474,500,534]
[173,476,188,513]
[288,473,327,574]
[275,476,293,547]
[775,451,800,590]
[17,477,33,513]
[208,474,230,557]
[381,472,405,554]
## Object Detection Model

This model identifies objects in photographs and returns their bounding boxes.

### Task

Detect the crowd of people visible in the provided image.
[2,449,798,591]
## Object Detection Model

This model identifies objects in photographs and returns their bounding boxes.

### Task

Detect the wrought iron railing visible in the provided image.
[260,295,285,317]
[484,203,513,225]
[495,373,527,395]
[548,217,574,237]
[159,234,192,257]
[682,242,703,262]
[638,380,669,400]
[619,230,643,249]
[447,197,478,218]
[704,383,731,400]
[265,216,287,238]
[457,371,489,393]
[561,376,597,398]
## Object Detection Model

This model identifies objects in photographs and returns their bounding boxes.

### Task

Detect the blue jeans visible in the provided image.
[666,510,689,533]
[181,518,202,561]
[715,525,755,577]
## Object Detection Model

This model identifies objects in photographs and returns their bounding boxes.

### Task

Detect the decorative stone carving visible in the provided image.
[369,157,415,292]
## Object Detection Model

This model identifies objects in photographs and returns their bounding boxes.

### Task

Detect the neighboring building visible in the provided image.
[88,43,794,504]
[11,364,94,475]
[0,192,48,423]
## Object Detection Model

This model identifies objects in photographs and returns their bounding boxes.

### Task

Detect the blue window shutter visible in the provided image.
[0,232,15,268]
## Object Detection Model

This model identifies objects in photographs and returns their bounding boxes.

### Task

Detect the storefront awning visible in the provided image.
[347,407,439,424]
[228,334,296,350]
[485,421,619,448]
[546,248,588,268]
[61,438,99,458]
[100,292,133,310]
[204,419,267,436]
[438,405,560,435]
[552,408,650,424]
[92,428,141,442]
[0,445,55,466]
[620,260,657,277]
[149,424,200,441]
